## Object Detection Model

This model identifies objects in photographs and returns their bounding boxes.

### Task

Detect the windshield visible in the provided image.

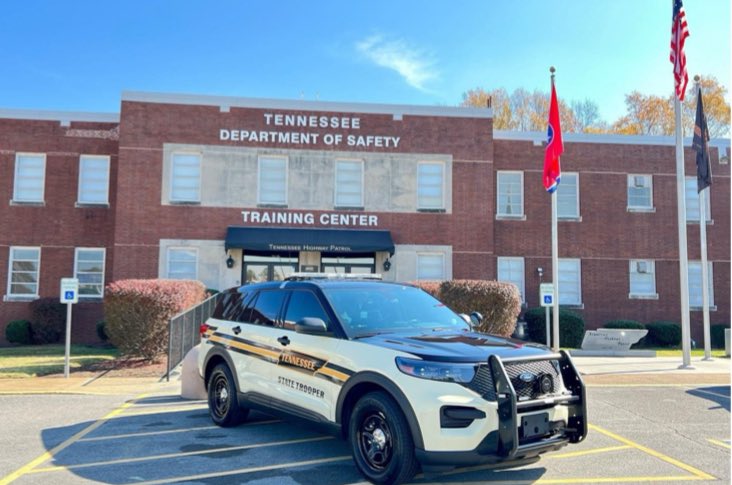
[321,284,469,337]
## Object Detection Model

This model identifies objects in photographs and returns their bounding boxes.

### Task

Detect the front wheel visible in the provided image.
[349,391,419,485]
[207,363,248,427]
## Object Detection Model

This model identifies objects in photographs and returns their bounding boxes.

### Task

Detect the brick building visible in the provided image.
[1,92,729,344]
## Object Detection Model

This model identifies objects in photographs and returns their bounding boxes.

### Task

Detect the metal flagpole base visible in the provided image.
[701,357,714,362]
[677,364,696,369]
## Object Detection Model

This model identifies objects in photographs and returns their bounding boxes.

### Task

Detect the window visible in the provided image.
[688,261,714,308]
[7,247,40,297]
[170,153,201,202]
[497,171,523,217]
[258,156,287,205]
[497,257,525,302]
[417,253,445,280]
[167,248,198,280]
[417,162,445,209]
[685,177,711,222]
[629,260,656,298]
[627,174,653,210]
[558,259,581,306]
[78,155,110,204]
[249,290,287,326]
[283,290,330,329]
[13,153,46,203]
[74,248,105,297]
[557,172,579,218]
[335,160,363,207]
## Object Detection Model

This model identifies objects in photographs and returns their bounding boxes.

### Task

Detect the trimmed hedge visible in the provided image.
[6,319,33,345]
[437,280,521,337]
[603,320,645,330]
[644,321,682,347]
[523,307,586,348]
[30,298,66,344]
[410,281,441,299]
[711,324,729,349]
[105,279,207,360]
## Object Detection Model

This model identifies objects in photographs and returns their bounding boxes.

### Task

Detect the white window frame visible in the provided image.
[497,257,525,302]
[558,258,582,306]
[167,247,199,281]
[557,172,580,219]
[627,174,654,211]
[170,152,202,203]
[416,253,446,280]
[684,176,711,222]
[629,259,658,299]
[257,155,288,206]
[6,246,41,298]
[496,171,524,218]
[334,159,364,208]
[74,248,106,298]
[688,261,715,310]
[77,155,111,205]
[13,153,46,203]
[417,161,445,210]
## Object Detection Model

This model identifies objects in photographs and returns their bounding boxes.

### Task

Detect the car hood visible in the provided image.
[355,330,553,363]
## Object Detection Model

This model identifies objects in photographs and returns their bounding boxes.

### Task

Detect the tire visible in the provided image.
[207,363,248,427]
[349,391,420,485]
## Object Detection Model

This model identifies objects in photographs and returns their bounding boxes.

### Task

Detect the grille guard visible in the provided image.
[488,350,587,458]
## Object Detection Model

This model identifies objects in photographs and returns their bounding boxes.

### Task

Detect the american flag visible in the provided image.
[670,0,690,101]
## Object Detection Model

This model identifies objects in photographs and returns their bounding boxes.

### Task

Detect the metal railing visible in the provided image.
[166,293,220,381]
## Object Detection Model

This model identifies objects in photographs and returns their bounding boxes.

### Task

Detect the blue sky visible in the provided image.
[0,1,729,124]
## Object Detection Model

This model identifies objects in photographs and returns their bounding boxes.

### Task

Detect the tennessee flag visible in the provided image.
[543,84,563,193]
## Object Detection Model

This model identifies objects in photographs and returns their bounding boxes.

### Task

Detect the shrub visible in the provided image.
[644,321,682,347]
[96,320,109,342]
[105,279,207,360]
[523,307,586,348]
[410,281,441,299]
[6,320,33,345]
[30,298,66,344]
[711,324,730,349]
[603,320,645,330]
[437,280,521,337]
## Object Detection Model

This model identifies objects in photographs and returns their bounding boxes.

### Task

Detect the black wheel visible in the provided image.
[207,363,248,427]
[349,391,420,485]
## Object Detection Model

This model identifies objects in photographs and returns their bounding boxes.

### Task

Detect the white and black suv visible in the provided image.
[198,275,587,484]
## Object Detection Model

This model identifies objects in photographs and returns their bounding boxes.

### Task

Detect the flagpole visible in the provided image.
[550,67,560,352]
[695,77,712,361]
[674,88,693,369]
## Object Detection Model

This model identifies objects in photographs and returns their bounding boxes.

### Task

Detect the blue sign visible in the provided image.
[65,291,75,300]
[543,295,552,304]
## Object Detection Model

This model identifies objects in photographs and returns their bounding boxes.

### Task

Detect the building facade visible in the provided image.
[1,92,729,345]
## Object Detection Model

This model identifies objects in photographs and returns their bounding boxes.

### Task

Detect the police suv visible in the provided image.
[198,274,587,484]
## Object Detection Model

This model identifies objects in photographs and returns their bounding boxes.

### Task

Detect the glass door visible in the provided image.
[243,254,298,283]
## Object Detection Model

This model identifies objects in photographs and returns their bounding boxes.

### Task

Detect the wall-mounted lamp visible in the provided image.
[537,267,544,282]
[383,259,392,271]
[226,254,235,269]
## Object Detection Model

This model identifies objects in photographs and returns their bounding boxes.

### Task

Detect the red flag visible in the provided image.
[670,0,690,100]
[544,84,563,193]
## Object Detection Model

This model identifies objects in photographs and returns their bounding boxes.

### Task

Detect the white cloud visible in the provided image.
[356,35,437,91]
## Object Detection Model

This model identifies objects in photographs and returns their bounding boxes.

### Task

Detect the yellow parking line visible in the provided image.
[111,404,208,417]
[534,476,705,483]
[29,435,334,473]
[589,424,715,480]
[0,393,149,485]
[548,445,631,459]
[133,455,352,485]
[707,438,731,449]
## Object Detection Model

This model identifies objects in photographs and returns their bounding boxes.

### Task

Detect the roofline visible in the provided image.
[0,108,119,123]
[121,90,493,119]
[494,130,730,148]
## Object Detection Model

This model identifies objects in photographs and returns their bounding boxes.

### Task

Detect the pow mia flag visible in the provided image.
[693,87,712,192]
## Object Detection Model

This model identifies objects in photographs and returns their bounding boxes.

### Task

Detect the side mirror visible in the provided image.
[470,312,483,328]
[295,317,329,335]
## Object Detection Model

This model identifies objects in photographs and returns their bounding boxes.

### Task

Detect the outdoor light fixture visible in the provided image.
[537,267,543,282]
[383,259,392,271]
[226,255,234,269]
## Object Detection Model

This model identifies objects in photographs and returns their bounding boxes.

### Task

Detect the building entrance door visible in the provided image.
[243,254,298,283]
[321,255,375,274]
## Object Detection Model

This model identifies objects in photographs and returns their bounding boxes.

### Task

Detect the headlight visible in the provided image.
[395,357,476,383]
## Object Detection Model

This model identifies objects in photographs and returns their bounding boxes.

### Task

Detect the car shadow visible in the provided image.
[687,386,730,412]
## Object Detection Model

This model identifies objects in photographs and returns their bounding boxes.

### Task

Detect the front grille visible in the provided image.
[466,365,496,401]
[505,359,565,400]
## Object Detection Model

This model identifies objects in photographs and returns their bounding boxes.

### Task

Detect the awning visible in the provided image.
[225,226,395,255]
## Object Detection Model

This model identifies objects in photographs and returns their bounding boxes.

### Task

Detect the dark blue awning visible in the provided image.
[225,226,395,255]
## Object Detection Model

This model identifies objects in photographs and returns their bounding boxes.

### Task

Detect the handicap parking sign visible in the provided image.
[543,295,552,304]
[65,291,75,300]
[60,278,79,304]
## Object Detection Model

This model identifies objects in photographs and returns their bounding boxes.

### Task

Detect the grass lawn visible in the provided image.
[0,344,119,378]
[654,348,728,358]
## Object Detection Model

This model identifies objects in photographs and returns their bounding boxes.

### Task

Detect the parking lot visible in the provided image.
[0,379,729,485]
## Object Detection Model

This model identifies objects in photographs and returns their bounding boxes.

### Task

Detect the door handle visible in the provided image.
[277,336,290,346]
[232,326,241,335]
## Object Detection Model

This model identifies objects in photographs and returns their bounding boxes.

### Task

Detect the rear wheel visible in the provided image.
[207,363,248,427]
[349,391,419,485]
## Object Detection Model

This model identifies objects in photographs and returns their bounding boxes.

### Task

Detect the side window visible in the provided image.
[249,290,287,326]
[283,290,330,330]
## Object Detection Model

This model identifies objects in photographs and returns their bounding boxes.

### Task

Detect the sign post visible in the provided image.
[540,283,554,347]
[60,278,79,378]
